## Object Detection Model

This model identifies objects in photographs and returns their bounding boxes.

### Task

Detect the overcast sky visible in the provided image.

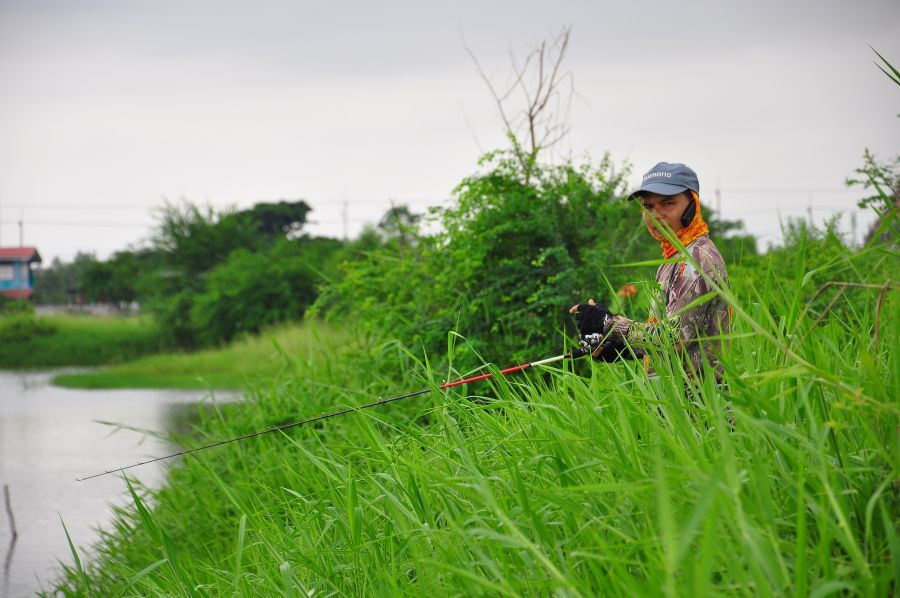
[1,0,898,263]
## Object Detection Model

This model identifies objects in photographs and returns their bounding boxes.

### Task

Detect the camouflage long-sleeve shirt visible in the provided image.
[608,234,730,376]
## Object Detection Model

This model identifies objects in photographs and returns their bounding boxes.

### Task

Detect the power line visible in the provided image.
[3,220,149,228]
[0,205,159,211]
[726,206,862,215]
[0,197,448,211]
[718,187,858,194]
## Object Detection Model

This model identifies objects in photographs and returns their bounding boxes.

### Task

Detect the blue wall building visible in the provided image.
[0,247,42,299]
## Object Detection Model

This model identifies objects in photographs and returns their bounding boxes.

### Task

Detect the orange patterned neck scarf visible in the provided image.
[644,191,709,259]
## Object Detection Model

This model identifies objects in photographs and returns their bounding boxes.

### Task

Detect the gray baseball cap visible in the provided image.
[627,162,699,200]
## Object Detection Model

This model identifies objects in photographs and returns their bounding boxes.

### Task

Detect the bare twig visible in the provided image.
[795,283,847,349]
[874,281,891,352]
[462,27,575,182]
[3,485,16,540]
[788,280,898,355]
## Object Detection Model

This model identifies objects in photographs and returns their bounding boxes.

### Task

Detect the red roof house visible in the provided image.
[0,247,42,299]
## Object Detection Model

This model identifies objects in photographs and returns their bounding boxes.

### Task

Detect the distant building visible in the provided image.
[0,247,42,299]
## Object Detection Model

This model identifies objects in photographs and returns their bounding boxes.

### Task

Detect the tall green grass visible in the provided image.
[52,322,344,390]
[50,246,898,595]
[0,314,161,368]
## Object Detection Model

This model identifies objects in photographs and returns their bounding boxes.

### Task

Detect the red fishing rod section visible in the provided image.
[77,350,588,481]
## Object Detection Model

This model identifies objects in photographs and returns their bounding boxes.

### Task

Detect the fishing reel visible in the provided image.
[572,302,612,337]
[571,301,633,362]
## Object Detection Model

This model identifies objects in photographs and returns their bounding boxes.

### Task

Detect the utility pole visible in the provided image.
[807,191,814,227]
[715,183,722,219]
[18,208,24,246]
[341,198,348,242]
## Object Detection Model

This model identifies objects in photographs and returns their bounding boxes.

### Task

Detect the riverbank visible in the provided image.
[52,322,344,390]
[49,281,899,594]
[0,369,213,596]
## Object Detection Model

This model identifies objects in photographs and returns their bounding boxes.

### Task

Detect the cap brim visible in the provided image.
[627,181,689,200]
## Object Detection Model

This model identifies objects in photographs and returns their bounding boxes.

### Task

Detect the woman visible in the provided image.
[571,162,730,378]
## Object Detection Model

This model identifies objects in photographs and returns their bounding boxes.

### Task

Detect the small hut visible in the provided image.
[0,247,42,299]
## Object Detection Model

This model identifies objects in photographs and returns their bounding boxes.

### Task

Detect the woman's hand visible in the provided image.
[570,300,613,336]
[569,298,597,314]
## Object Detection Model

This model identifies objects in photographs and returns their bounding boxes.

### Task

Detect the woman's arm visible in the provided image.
[606,241,727,359]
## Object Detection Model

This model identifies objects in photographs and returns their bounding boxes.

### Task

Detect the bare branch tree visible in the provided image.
[464,27,575,183]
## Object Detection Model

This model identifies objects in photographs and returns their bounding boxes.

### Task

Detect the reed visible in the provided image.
[48,238,898,596]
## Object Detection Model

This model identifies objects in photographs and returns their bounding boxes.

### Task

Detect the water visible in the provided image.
[0,370,230,596]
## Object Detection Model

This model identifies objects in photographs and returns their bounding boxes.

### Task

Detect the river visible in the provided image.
[0,370,230,597]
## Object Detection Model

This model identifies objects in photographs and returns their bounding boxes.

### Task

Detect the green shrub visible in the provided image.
[317,150,660,361]
[190,238,337,346]
[0,315,161,368]
[0,294,35,316]
[0,313,56,341]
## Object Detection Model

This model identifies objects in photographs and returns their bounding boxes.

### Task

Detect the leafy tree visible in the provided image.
[152,202,259,278]
[82,248,164,306]
[190,238,337,345]
[847,150,899,245]
[318,150,658,361]
[33,252,98,304]
[151,199,313,278]
[237,200,312,236]
[147,199,317,347]
[376,205,422,248]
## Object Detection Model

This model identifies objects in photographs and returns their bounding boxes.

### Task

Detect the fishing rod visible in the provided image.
[77,349,590,482]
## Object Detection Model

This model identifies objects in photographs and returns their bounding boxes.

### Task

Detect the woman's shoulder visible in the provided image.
[688,235,728,278]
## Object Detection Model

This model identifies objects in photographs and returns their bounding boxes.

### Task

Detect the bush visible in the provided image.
[318,150,658,361]
[0,294,35,316]
[0,315,162,368]
[0,313,56,341]
[190,238,336,346]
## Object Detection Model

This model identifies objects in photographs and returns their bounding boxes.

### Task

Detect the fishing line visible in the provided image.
[77,350,588,482]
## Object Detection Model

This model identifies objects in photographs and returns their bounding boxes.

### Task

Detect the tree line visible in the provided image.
[32,155,757,357]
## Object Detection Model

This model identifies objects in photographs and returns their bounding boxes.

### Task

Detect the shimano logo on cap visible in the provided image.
[627,162,699,200]
[643,172,673,181]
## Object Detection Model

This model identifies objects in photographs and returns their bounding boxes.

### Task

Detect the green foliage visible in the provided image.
[191,239,335,346]
[871,46,900,87]
[0,315,160,368]
[33,252,98,304]
[145,199,337,349]
[44,52,898,594]
[320,151,758,363]
[152,199,313,278]
[319,150,658,360]
[0,293,35,315]
[731,216,897,329]
[53,321,342,390]
[846,149,899,247]
[153,202,260,278]
[50,245,898,593]
[0,312,56,341]
[240,200,312,236]
[82,248,164,305]
[843,49,900,246]
[151,290,201,350]
[847,150,900,213]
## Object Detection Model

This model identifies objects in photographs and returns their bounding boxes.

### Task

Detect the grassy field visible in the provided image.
[53,322,345,390]
[49,241,899,595]
[0,313,161,368]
